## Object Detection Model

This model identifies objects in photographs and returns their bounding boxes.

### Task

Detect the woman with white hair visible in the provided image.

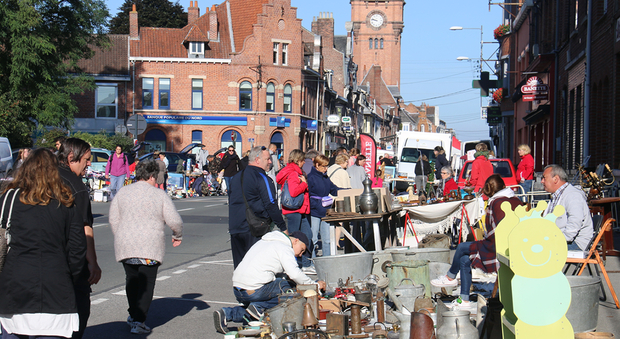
[516,144,534,194]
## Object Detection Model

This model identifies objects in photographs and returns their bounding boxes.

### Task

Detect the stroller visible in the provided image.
[203,173,224,196]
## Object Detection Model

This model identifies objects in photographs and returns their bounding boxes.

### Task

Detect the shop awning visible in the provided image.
[523,104,550,125]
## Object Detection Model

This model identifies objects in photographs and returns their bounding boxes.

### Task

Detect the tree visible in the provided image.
[0,0,110,148]
[108,0,188,34]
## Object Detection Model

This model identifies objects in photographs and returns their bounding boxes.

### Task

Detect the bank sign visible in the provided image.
[521,76,549,101]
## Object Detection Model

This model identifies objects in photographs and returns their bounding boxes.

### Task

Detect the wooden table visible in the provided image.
[590,197,620,257]
[322,208,402,255]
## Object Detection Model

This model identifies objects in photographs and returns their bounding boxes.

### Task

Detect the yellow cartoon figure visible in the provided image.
[506,201,573,338]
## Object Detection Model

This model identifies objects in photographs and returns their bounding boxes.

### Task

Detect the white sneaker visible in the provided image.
[130,322,151,334]
[431,275,458,287]
[450,299,476,313]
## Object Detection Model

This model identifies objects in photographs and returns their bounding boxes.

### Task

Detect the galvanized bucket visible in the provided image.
[265,295,305,338]
[391,247,451,264]
[385,260,430,297]
[566,276,601,333]
[312,251,374,287]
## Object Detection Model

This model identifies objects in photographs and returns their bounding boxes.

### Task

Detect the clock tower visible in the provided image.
[351,0,405,88]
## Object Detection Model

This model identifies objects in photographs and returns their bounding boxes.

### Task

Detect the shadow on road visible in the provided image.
[84,293,209,338]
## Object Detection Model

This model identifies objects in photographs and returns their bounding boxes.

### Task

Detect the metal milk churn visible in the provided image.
[436,310,478,339]
[359,176,379,214]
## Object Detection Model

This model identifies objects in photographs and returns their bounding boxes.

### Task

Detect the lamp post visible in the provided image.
[450,26,499,76]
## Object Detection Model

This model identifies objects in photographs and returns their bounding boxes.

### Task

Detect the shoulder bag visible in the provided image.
[241,170,272,238]
[281,179,304,210]
[0,188,20,273]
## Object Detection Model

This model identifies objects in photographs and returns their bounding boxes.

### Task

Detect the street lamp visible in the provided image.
[450,25,499,75]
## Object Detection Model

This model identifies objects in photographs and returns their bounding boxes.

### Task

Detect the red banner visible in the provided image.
[358,133,377,181]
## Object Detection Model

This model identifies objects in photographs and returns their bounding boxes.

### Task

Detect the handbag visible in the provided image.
[240,170,272,238]
[0,188,20,273]
[281,180,304,210]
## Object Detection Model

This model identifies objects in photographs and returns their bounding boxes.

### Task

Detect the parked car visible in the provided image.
[0,137,13,178]
[90,148,112,172]
[138,143,204,173]
[457,158,519,191]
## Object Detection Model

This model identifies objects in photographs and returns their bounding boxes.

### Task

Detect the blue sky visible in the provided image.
[105,0,503,142]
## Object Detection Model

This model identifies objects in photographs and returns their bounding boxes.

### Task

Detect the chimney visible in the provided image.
[313,12,334,49]
[208,5,217,40]
[130,4,139,40]
[188,1,200,24]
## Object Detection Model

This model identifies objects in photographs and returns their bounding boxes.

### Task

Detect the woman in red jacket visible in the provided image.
[468,143,493,192]
[516,144,534,196]
[276,149,314,273]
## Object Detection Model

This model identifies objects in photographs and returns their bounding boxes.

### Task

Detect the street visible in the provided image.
[85,196,236,339]
[83,195,620,338]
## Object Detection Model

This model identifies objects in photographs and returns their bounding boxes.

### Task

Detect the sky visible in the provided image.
[105,0,503,142]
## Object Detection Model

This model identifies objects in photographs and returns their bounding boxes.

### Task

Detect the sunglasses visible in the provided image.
[261,146,267,150]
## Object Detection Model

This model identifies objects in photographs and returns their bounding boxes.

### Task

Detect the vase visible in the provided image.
[359,176,378,214]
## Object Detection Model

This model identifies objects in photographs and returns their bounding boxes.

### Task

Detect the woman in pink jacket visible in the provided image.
[276,149,314,274]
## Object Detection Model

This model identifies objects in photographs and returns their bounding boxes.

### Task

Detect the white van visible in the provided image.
[0,137,13,178]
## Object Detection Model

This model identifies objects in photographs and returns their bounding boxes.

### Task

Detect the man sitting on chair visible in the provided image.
[541,164,593,251]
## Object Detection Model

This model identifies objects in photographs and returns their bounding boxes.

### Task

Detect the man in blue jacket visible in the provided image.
[228,146,287,268]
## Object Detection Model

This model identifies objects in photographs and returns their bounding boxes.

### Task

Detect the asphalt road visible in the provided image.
[85,195,236,339]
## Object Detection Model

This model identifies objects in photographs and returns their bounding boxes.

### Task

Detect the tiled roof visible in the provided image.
[130,4,232,59]
[228,0,270,53]
[334,35,347,54]
[76,35,129,75]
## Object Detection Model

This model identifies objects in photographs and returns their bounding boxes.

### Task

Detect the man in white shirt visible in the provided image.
[213,231,325,333]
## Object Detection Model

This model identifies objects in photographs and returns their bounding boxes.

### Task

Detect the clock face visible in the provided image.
[370,14,384,28]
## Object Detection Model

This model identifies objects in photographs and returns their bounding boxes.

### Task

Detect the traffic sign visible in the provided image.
[126,114,147,136]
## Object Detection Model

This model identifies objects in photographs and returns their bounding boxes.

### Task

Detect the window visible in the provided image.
[380,38,384,49]
[283,84,292,113]
[142,78,153,109]
[266,82,275,112]
[273,42,279,64]
[239,81,252,110]
[159,78,170,109]
[189,42,204,58]
[369,38,373,49]
[374,38,378,49]
[282,43,288,65]
[95,85,117,118]
[192,79,203,110]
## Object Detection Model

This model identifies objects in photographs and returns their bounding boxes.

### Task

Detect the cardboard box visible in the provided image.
[319,299,342,312]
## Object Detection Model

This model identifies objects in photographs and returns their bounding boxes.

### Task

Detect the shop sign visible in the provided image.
[521,76,549,102]
[276,116,286,128]
[486,106,502,125]
[307,120,318,131]
[327,115,340,126]
[341,116,352,124]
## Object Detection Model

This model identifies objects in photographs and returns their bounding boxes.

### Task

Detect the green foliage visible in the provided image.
[0,0,110,147]
[36,129,134,152]
[108,0,188,34]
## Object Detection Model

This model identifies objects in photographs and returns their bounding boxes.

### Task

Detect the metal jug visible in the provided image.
[436,310,478,339]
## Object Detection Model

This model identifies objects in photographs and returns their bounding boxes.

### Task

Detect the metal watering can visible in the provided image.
[392,278,425,313]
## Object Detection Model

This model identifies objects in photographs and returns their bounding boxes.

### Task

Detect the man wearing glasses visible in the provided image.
[227,146,287,268]
[219,145,241,197]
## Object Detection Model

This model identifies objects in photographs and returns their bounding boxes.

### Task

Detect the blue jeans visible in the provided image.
[285,213,313,267]
[447,241,473,301]
[567,241,582,251]
[109,175,125,201]
[310,216,331,257]
[223,278,291,323]
[520,180,533,203]
[223,176,232,195]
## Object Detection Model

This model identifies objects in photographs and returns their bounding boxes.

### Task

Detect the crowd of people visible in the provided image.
[0,137,595,337]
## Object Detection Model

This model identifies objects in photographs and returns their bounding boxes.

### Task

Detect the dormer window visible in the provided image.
[189,42,204,58]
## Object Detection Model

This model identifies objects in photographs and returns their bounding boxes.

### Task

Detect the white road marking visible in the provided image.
[173,270,187,274]
[156,276,171,281]
[187,264,201,268]
[176,208,194,212]
[204,204,224,208]
[199,260,234,265]
[112,290,126,296]
[92,223,108,228]
[92,298,109,305]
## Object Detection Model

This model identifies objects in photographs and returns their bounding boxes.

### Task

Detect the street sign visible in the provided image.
[341,116,351,123]
[115,124,127,134]
[327,115,340,126]
[126,114,147,136]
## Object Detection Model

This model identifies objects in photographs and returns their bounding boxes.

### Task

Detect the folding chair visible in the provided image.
[566,218,620,309]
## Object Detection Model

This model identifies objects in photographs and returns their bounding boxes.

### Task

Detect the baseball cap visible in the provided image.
[290,231,311,255]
